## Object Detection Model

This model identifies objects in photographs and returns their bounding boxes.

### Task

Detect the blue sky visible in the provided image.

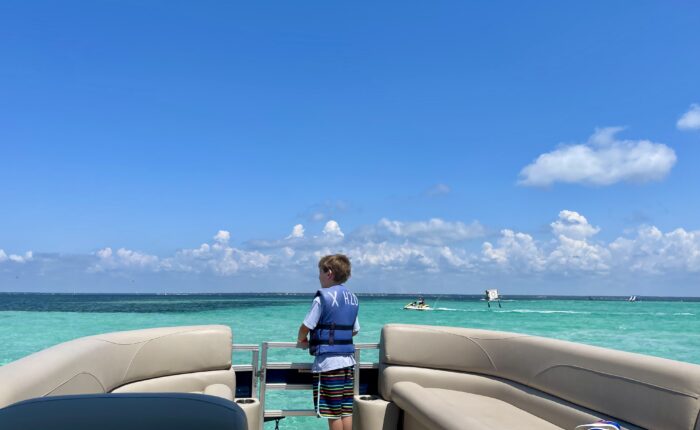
[1,1,699,295]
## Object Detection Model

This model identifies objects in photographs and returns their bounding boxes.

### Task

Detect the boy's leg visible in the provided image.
[340,366,354,430]
[313,368,349,424]
[328,418,343,430]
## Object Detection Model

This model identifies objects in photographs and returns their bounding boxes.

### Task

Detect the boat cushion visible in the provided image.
[0,393,247,430]
[392,381,564,430]
[380,324,700,430]
[203,384,234,401]
[380,365,636,429]
[0,325,233,409]
[113,368,235,395]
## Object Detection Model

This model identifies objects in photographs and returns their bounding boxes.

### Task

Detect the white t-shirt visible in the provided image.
[303,295,360,373]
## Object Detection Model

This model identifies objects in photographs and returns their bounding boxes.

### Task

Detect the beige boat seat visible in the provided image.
[0,325,235,408]
[353,324,700,430]
[393,381,563,430]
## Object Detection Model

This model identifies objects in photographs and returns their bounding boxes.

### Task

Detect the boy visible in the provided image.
[297,254,359,430]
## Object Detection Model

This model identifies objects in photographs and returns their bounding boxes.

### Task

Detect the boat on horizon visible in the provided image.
[403,296,431,311]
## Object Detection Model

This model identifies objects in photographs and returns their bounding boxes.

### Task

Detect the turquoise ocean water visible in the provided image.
[1,293,699,429]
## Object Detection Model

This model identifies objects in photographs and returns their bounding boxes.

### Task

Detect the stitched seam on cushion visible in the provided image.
[389,326,523,370]
[93,327,211,346]
[44,372,106,396]
[534,364,698,399]
[118,328,219,382]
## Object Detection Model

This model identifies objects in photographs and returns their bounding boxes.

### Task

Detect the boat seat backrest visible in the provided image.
[0,325,233,409]
[379,324,700,430]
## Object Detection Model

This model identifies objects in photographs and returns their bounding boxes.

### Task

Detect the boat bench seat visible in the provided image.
[392,381,563,430]
[0,325,235,408]
[353,324,700,430]
[0,325,263,430]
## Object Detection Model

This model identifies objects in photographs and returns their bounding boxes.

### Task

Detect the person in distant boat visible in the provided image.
[297,254,359,430]
[418,297,425,306]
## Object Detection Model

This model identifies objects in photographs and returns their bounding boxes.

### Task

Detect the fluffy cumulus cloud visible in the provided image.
[0,249,33,263]
[482,230,545,271]
[677,104,700,131]
[214,230,231,244]
[93,247,160,271]
[482,211,609,273]
[93,231,271,275]
[610,226,700,273]
[519,127,676,186]
[13,212,700,286]
[286,224,305,239]
[373,218,485,246]
[347,242,438,271]
[551,210,600,240]
[322,220,344,239]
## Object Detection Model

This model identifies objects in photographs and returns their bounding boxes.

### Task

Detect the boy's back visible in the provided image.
[297,254,359,430]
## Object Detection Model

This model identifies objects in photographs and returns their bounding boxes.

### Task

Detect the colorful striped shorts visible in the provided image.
[312,366,354,419]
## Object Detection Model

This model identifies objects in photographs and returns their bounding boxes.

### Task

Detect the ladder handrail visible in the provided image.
[259,341,379,428]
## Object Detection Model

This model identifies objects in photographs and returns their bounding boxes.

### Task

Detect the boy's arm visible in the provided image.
[297,324,310,348]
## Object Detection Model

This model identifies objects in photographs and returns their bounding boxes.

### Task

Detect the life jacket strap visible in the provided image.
[315,323,354,330]
[309,339,353,346]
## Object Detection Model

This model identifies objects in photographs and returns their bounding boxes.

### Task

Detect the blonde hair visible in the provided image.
[318,254,351,284]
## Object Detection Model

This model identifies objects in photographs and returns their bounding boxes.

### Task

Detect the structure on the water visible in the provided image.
[485,288,502,308]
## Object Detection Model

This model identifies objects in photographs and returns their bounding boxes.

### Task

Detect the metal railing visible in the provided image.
[232,344,260,398]
[258,342,380,426]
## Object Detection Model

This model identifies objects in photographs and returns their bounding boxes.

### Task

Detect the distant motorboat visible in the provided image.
[404,297,431,311]
[403,303,432,311]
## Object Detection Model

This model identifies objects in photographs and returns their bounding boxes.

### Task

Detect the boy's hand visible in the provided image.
[297,324,310,349]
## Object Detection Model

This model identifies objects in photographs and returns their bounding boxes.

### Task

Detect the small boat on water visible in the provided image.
[403,297,431,311]
[403,302,432,311]
[628,295,638,302]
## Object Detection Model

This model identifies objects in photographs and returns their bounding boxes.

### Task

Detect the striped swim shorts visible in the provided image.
[312,366,354,418]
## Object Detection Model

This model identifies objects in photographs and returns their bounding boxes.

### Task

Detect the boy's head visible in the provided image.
[318,254,351,287]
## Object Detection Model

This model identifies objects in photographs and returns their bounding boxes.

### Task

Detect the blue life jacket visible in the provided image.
[309,284,359,356]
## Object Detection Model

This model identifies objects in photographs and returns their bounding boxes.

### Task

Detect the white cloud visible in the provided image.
[482,230,545,271]
[347,242,438,271]
[610,226,700,273]
[15,212,700,289]
[677,104,700,130]
[519,127,677,186]
[548,235,610,272]
[0,250,33,263]
[94,247,159,271]
[551,210,600,240]
[214,230,231,244]
[165,237,271,275]
[322,220,344,238]
[93,231,271,276]
[439,246,473,269]
[376,218,485,245]
[286,224,305,239]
